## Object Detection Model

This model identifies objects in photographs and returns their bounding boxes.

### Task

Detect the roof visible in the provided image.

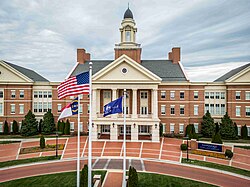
[3,61,49,82]
[71,60,187,82]
[124,8,133,19]
[214,63,250,82]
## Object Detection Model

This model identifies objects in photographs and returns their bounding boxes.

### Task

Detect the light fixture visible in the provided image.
[113,123,115,128]
[155,124,157,129]
[92,123,94,127]
[133,123,136,128]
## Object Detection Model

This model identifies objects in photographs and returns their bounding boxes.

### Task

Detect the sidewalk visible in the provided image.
[103,171,123,187]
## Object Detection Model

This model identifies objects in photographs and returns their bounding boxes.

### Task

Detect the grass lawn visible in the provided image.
[199,138,250,144]
[0,141,21,144]
[20,144,64,154]
[0,171,107,187]
[0,155,61,168]
[182,158,250,177]
[235,145,250,149]
[0,135,71,139]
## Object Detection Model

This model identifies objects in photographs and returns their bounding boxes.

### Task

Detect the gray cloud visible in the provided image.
[0,0,249,82]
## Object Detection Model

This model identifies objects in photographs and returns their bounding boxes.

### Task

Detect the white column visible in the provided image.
[110,124,118,140]
[152,123,160,142]
[92,89,97,119]
[131,123,138,141]
[132,89,137,118]
[112,89,118,119]
[96,90,100,116]
[152,89,158,119]
[92,123,98,141]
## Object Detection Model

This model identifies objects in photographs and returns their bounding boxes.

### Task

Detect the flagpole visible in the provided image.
[123,89,126,187]
[88,62,93,187]
[77,96,80,187]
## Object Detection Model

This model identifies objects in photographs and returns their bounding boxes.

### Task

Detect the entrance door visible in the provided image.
[119,125,131,135]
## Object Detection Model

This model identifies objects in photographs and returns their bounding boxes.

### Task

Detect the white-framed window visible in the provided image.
[180,91,185,99]
[236,106,241,117]
[125,30,131,42]
[48,102,52,110]
[101,125,110,133]
[215,92,220,99]
[194,123,199,133]
[19,122,22,131]
[0,103,3,115]
[33,91,38,98]
[43,91,48,98]
[70,96,74,99]
[179,124,184,134]
[11,90,15,98]
[246,107,250,117]
[194,91,198,99]
[180,105,184,115]
[210,92,214,99]
[205,92,209,99]
[170,91,175,100]
[170,105,175,115]
[79,104,83,114]
[10,122,13,132]
[237,125,241,136]
[104,90,111,99]
[139,125,150,134]
[210,104,214,115]
[80,122,83,132]
[87,104,90,114]
[48,91,52,98]
[38,102,42,112]
[79,94,83,99]
[194,105,198,115]
[162,123,166,133]
[205,104,209,113]
[34,102,38,113]
[43,102,48,113]
[11,104,15,114]
[0,90,3,98]
[221,92,225,99]
[161,91,166,99]
[246,92,250,100]
[19,104,24,114]
[215,104,220,115]
[140,91,148,99]
[0,122,3,133]
[70,122,74,132]
[161,105,166,115]
[140,106,148,115]
[38,91,43,98]
[236,91,241,100]
[170,123,175,133]
[221,104,225,115]
[248,127,250,136]
[58,104,62,113]
[19,90,24,98]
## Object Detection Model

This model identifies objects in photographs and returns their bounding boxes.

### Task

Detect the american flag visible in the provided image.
[57,71,89,99]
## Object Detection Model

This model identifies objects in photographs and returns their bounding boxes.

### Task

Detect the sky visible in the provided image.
[0,0,250,82]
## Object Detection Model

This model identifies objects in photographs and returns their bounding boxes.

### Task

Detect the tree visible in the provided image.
[3,121,9,135]
[185,124,198,140]
[159,123,163,137]
[38,119,43,134]
[128,166,138,187]
[212,133,223,144]
[59,120,65,135]
[40,135,45,149]
[220,112,238,140]
[42,109,55,134]
[64,119,70,135]
[80,164,88,187]
[241,125,248,140]
[20,110,38,136]
[234,122,238,137]
[201,111,215,138]
[12,120,19,134]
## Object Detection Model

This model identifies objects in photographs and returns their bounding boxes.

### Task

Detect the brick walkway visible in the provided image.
[103,172,123,187]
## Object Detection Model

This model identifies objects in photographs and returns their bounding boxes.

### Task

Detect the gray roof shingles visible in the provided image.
[71,59,187,82]
[3,61,49,82]
[214,63,250,82]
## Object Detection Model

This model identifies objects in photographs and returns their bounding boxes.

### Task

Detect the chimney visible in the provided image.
[77,49,91,64]
[172,47,180,64]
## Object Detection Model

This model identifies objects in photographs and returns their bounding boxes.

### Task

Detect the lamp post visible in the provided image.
[56,123,58,158]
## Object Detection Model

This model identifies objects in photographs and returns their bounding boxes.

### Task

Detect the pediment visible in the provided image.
[226,66,250,83]
[92,55,162,83]
[0,61,33,83]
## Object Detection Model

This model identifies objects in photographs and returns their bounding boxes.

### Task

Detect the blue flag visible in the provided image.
[103,96,123,117]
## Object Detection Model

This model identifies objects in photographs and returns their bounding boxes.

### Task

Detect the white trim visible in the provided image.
[65,62,79,80]
[179,61,189,81]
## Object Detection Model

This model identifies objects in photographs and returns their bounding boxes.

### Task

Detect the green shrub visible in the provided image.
[128,166,138,187]
[201,111,215,138]
[241,125,248,140]
[185,124,198,140]
[211,132,223,144]
[180,143,188,151]
[3,121,9,135]
[64,119,70,135]
[12,120,19,134]
[20,110,38,136]
[80,164,88,187]
[225,149,233,159]
[159,123,163,137]
[42,109,55,134]
[40,135,45,149]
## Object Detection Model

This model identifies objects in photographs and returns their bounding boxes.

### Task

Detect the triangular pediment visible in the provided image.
[92,55,162,83]
[0,61,33,83]
[226,66,250,83]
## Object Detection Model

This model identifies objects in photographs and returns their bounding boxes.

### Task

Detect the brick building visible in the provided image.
[0,8,250,141]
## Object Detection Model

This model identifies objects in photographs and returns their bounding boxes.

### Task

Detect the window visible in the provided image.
[162,123,166,133]
[0,90,3,98]
[215,104,220,115]
[34,91,38,98]
[205,104,209,113]
[19,122,22,131]
[210,92,214,99]
[215,92,220,99]
[79,104,82,114]
[0,103,3,115]
[120,126,131,134]
[43,103,48,112]
[38,102,42,112]
[180,91,185,99]
[19,90,24,98]
[246,92,250,100]
[221,92,225,99]
[101,125,110,133]
[210,104,214,115]
[236,91,241,100]
[11,104,15,114]
[11,90,15,98]
[125,31,131,41]
[104,91,111,99]
[10,122,13,132]
[161,105,166,115]
[170,123,175,133]
[57,104,62,113]
[179,124,184,134]
[194,123,199,133]
[194,91,198,99]
[48,91,52,98]
[79,94,83,99]
[80,122,83,132]
[43,91,48,98]
[170,105,175,115]
[48,102,52,110]
[194,105,198,115]
[140,106,148,115]
[161,91,166,99]
[139,125,150,134]
[237,126,241,136]
[180,105,184,115]
[0,122,3,133]
[140,91,147,99]
[246,107,250,117]
[87,104,90,114]
[70,122,74,132]
[34,102,38,112]
[19,104,24,114]
[236,106,241,117]
[221,104,225,115]
[170,91,175,99]
[38,91,42,98]
[205,92,209,99]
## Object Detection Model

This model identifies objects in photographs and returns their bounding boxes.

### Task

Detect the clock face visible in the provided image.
[121,67,128,74]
